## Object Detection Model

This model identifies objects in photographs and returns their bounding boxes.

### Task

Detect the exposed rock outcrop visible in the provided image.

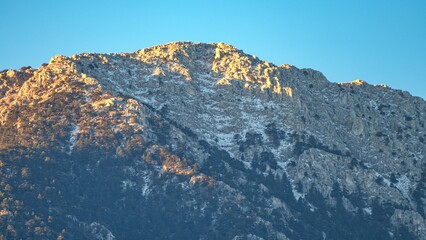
[0,42,425,239]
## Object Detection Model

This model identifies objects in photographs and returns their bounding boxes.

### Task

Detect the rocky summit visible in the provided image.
[0,42,425,239]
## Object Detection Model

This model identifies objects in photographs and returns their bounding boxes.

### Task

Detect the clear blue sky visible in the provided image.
[1,0,425,99]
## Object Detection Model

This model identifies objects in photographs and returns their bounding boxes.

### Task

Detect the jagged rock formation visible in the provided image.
[0,42,425,239]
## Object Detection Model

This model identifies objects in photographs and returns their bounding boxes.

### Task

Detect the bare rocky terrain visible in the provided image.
[0,42,425,239]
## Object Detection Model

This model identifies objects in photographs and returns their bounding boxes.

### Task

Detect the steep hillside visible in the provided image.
[0,42,425,239]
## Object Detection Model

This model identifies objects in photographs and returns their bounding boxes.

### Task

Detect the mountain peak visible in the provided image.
[1,42,425,239]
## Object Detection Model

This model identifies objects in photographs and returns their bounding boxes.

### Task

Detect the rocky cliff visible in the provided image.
[0,42,425,239]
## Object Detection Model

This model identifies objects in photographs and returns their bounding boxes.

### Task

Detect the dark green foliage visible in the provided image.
[413,164,426,218]
[293,135,348,157]
[390,173,398,184]
[405,116,413,121]
[265,123,286,148]
[238,132,264,152]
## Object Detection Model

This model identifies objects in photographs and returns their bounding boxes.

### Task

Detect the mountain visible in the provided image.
[0,42,425,239]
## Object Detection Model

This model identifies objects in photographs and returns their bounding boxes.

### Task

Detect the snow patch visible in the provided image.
[270,141,293,159]
[413,152,424,162]
[307,202,316,212]
[395,175,410,197]
[373,171,391,187]
[216,132,235,148]
[241,160,252,170]
[89,222,116,240]
[141,173,152,197]
[292,189,305,201]
[68,124,80,155]
[121,180,136,191]
[271,197,284,209]
[363,207,372,215]
[276,161,287,170]
[276,160,306,201]
[368,100,378,109]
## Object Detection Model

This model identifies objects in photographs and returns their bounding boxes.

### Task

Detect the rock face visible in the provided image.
[0,42,425,239]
